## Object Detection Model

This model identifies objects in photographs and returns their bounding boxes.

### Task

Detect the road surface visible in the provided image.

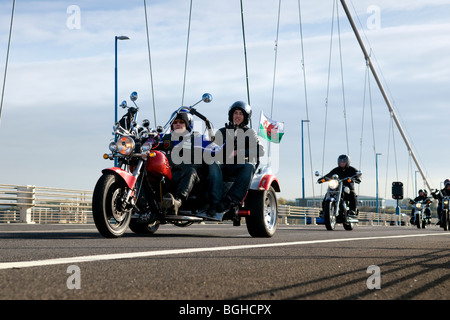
[0,223,448,306]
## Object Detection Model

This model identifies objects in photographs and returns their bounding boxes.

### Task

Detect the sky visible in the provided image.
[0,0,449,202]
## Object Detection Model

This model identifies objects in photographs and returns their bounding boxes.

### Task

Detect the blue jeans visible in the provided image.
[208,162,255,205]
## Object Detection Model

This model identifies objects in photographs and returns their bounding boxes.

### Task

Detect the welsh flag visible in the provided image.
[258,111,284,143]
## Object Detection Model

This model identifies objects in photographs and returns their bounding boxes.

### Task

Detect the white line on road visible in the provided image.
[0,232,449,270]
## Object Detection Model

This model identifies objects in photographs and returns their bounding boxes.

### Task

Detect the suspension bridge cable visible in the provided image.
[383,117,392,205]
[0,0,15,127]
[321,0,337,184]
[297,0,315,201]
[357,65,368,194]
[391,118,399,180]
[143,0,157,126]
[335,1,350,155]
[341,0,432,191]
[270,0,281,119]
[240,0,251,127]
[181,0,193,106]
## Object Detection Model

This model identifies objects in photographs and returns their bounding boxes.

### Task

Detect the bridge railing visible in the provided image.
[277,205,414,226]
[0,183,416,226]
[0,184,92,224]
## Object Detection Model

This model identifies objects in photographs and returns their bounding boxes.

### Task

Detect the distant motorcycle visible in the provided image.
[316,171,362,231]
[441,196,450,231]
[431,188,450,231]
[92,92,280,238]
[408,198,432,229]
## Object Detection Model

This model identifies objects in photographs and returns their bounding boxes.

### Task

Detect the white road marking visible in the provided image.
[0,232,448,270]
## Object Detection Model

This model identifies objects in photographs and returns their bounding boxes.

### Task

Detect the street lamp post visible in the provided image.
[114,35,129,167]
[301,120,310,200]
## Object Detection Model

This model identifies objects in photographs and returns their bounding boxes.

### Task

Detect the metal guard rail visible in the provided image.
[0,184,92,224]
[0,184,416,226]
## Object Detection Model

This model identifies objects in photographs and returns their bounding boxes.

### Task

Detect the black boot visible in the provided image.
[162,193,182,215]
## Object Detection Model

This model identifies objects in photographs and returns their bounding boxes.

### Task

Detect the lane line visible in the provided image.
[0,232,449,270]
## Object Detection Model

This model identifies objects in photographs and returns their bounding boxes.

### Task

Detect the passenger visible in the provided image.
[156,111,200,215]
[207,101,264,218]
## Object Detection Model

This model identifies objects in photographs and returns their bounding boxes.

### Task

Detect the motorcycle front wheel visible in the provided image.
[442,210,449,231]
[323,200,337,231]
[92,173,132,238]
[416,213,422,229]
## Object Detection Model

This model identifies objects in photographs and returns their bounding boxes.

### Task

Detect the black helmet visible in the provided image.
[228,101,252,126]
[337,154,350,169]
[445,179,450,187]
[171,109,193,132]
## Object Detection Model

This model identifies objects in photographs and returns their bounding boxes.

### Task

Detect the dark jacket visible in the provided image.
[214,123,264,165]
[156,131,199,167]
[322,166,360,190]
[431,187,450,201]
[413,195,428,202]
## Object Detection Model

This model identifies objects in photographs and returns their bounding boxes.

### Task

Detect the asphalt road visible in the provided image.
[0,222,448,306]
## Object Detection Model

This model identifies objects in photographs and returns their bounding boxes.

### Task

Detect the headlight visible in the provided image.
[109,141,118,152]
[117,136,135,155]
[416,203,422,208]
[142,137,154,152]
[328,179,339,190]
[142,141,152,152]
[444,200,449,206]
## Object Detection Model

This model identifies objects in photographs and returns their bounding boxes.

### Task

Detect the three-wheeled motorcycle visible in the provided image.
[92,92,280,238]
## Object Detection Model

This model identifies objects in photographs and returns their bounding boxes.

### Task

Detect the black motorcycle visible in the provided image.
[441,196,450,231]
[316,171,362,231]
[408,198,432,229]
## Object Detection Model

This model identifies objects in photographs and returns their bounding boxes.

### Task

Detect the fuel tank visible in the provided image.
[146,150,172,181]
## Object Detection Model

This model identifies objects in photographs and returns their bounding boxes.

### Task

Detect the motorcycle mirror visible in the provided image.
[356,171,362,177]
[130,91,138,101]
[202,93,212,103]
[314,171,320,177]
[120,100,127,108]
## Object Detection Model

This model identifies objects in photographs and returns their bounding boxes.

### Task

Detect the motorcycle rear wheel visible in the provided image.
[92,173,132,238]
[323,200,337,231]
[245,187,278,237]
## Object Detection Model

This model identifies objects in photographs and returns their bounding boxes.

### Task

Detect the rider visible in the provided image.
[431,179,450,226]
[409,189,431,222]
[156,111,200,214]
[319,154,361,217]
[207,101,264,218]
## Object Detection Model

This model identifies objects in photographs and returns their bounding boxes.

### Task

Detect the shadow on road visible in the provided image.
[229,247,449,300]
